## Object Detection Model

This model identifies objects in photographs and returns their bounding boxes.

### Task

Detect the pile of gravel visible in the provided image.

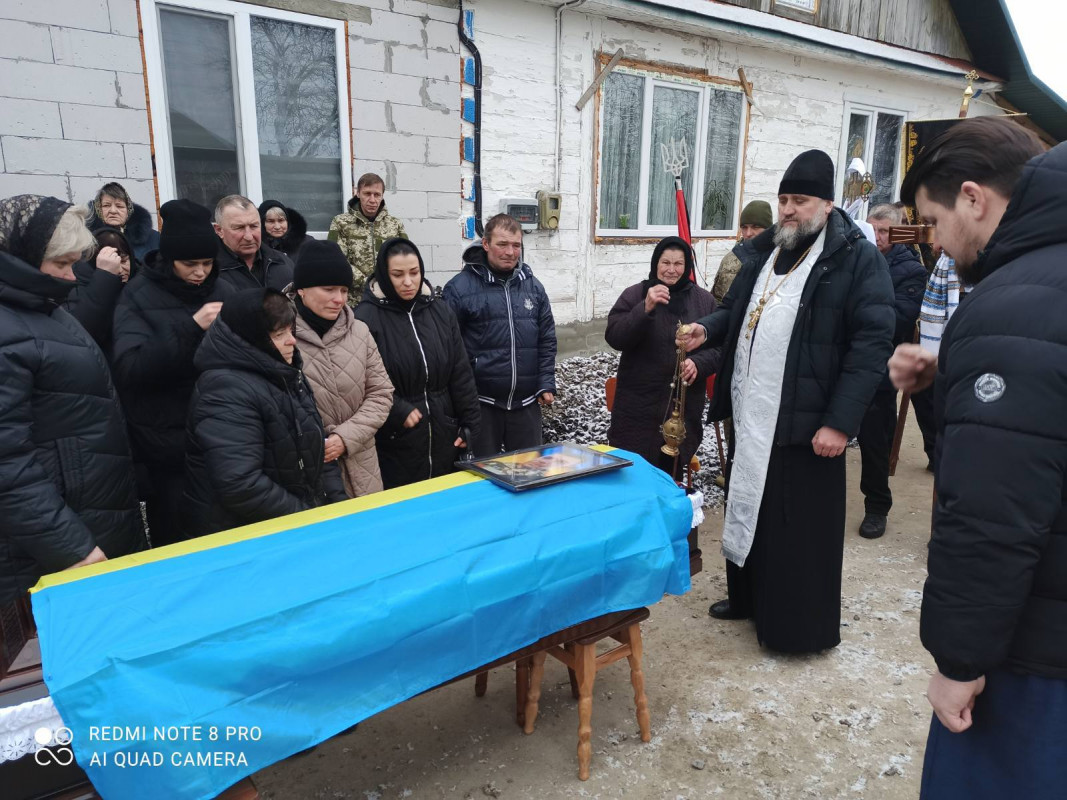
[542,350,724,507]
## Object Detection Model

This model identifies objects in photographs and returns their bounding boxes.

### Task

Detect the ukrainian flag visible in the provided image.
[31,450,692,799]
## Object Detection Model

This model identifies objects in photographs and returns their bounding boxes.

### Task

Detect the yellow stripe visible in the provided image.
[31,470,482,593]
[30,446,618,594]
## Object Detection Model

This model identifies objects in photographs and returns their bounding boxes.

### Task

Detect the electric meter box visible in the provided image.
[537,191,561,230]
[501,198,539,231]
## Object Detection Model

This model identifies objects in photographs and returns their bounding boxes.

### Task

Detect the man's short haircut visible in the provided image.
[214,194,257,225]
[900,117,1045,208]
[483,213,523,242]
[357,172,385,191]
[867,203,905,224]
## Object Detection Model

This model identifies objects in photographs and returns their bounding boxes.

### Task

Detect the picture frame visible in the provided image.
[460,442,633,492]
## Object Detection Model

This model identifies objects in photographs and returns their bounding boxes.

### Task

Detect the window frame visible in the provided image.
[140,0,353,235]
[836,100,908,210]
[593,58,750,241]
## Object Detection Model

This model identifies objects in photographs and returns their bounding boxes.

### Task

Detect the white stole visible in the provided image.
[722,227,826,567]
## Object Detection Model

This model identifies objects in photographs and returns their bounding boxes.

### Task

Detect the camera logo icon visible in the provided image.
[34,726,75,767]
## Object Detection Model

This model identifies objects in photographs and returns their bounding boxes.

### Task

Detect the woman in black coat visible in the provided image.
[63,226,135,349]
[183,288,348,537]
[259,199,314,262]
[0,194,144,601]
[353,238,481,488]
[110,199,232,546]
[606,236,720,470]
[85,181,160,263]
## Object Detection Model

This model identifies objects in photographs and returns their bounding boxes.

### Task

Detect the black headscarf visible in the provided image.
[373,237,425,308]
[643,236,694,315]
[220,288,296,365]
[0,194,73,269]
[258,199,309,256]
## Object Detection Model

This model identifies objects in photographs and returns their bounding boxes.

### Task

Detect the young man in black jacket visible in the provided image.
[889,117,1062,798]
[443,214,557,456]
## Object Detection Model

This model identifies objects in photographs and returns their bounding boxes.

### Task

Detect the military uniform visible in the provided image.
[327,199,407,305]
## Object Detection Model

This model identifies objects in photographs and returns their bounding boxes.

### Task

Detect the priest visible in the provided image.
[678,150,895,653]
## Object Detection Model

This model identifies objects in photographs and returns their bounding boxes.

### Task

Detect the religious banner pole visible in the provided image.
[660,138,696,282]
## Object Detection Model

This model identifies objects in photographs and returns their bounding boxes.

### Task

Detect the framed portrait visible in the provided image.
[461,443,633,492]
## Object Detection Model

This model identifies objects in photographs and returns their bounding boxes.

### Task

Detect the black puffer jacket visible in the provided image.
[215,242,294,292]
[922,142,1067,681]
[877,244,928,391]
[0,245,144,601]
[63,227,139,350]
[183,311,347,537]
[354,241,481,487]
[606,238,719,468]
[110,252,232,471]
[695,208,895,442]
[442,245,557,410]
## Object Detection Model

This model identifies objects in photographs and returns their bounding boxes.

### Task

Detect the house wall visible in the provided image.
[468,0,994,322]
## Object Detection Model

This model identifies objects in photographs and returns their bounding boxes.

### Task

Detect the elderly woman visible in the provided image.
[605,236,720,470]
[354,238,480,489]
[85,181,160,263]
[183,288,348,537]
[0,195,145,601]
[111,199,233,546]
[289,241,393,497]
[259,199,313,261]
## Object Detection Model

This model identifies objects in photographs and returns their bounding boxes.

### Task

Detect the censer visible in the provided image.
[660,322,691,468]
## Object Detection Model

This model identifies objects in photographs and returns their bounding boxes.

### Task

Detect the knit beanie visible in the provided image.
[779,150,836,201]
[739,200,773,229]
[293,240,353,290]
[159,199,218,261]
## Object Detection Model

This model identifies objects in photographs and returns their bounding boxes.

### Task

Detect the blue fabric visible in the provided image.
[32,453,691,800]
[920,669,1067,799]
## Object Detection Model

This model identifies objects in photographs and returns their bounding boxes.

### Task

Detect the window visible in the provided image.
[838,103,904,215]
[597,66,748,237]
[773,0,819,13]
[141,0,352,233]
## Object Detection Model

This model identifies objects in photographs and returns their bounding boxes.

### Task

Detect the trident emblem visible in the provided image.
[660,138,690,181]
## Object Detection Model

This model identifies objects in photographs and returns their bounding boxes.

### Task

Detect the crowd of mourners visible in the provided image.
[0,174,557,600]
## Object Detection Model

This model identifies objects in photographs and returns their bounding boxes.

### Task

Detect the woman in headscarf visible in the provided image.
[85,181,160,263]
[289,241,393,498]
[183,288,348,537]
[0,195,145,601]
[110,199,233,546]
[258,199,314,261]
[605,236,720,470]
[62,225,135,349]
[353,238,480,488]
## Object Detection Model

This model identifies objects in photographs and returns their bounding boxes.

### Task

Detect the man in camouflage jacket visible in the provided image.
[327,174,407,305]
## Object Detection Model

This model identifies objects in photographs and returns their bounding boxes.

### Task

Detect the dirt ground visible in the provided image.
[256,419,936,800]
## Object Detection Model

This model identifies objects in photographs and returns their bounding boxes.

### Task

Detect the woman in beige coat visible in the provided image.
[290,241,393,497]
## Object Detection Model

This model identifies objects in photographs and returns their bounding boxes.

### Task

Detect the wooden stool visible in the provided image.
[522,607,651,780]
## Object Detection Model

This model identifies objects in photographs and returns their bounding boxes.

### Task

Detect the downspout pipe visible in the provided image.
[458,1,484,237]
[555,0,587,192]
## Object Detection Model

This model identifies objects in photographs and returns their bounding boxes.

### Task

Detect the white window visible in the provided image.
[838,102,905,213]
[597,67,748,238]
[141,0,352,234]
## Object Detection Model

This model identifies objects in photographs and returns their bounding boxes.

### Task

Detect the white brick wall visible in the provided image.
[0,0,154,213]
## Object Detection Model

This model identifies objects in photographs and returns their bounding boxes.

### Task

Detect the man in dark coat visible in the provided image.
[606,236,719,470]
[443,214,557,456]
[855,203,928,539]
[0,194,145,601]
[679,150,895,653]
[889,118,1065,799]
[111,199,232,546]
[183,289,347,537]
[355,238,481,488]
[213,194,294,291]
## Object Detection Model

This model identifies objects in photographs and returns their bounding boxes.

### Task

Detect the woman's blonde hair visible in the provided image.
[43,205,96,262]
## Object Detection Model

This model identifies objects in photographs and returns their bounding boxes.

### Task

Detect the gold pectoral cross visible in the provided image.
[746,297,766,338]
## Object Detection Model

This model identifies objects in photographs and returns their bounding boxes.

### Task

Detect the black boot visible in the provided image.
[708,599,747,620]
[859,512,887,539]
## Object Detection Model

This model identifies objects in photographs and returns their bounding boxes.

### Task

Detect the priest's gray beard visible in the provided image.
[773,205,830,250]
